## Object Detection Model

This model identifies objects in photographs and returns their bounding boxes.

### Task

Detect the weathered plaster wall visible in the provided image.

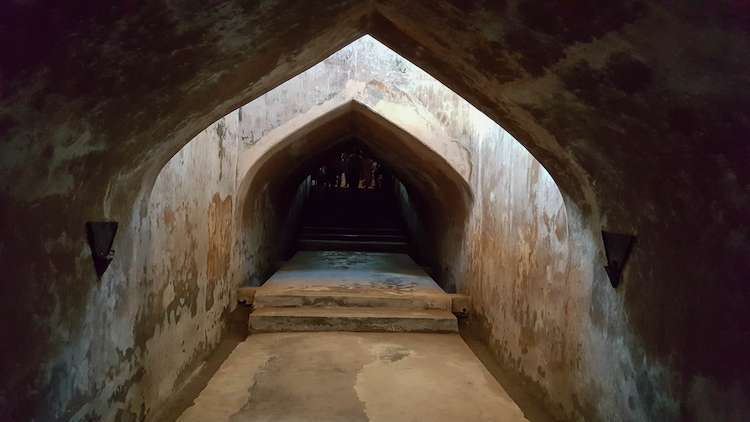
[240,166,312,286]
[142,114,240,419]
[224,37,571,419]
[395,181,433,268]
[0,2,369,420]
[1,2,748,422]
[466,127,576,418]
[369,4,750,419]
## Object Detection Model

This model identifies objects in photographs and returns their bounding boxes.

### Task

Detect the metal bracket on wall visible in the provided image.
[602,230,635,288]
[85,221,118,280]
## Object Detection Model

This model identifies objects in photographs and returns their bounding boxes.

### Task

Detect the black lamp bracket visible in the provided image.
[602,230,635,288]
[85,221,118,280]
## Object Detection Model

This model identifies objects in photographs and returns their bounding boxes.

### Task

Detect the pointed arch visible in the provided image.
[236,100,473,288]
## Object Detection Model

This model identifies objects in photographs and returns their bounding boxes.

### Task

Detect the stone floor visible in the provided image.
[171,251,537,421]
[175,331,529,422]
[260,250,445,297]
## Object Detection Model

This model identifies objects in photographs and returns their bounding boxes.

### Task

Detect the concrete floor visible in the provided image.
[176,332,529,422]
[165,252,554,422]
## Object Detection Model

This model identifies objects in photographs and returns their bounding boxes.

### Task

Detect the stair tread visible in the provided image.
[251,306,455,320]
[297,240,409,253]
[302,226,402,233]
[253,290,451,310]
[301,233,407,239]
[300,238,408,244]
[299,239,407,245]
[255,289,448,299]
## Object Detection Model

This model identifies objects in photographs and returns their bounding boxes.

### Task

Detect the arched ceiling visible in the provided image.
[239,101,472,226]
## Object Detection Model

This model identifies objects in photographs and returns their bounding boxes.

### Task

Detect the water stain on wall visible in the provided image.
[206,193,233,311]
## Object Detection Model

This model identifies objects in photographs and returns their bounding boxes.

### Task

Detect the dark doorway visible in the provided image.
[297,140,409,254]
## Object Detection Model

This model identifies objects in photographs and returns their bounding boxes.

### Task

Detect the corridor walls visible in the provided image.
[143,114,240,411]
[143,36,574,421]
[465,125,573,415]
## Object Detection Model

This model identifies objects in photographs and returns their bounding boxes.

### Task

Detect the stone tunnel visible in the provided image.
[1,2,748,422]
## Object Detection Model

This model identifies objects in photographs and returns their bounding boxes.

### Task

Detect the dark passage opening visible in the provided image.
[296,139,412,257]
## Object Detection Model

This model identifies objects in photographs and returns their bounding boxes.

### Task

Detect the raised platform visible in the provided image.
[249,251,456,332]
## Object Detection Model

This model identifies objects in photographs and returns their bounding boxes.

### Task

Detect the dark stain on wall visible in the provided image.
[216,119,228,181]
[516,0,647,44]
[504,27,565,77]
[109,368,145,405]
[206,193,233,311]
[604,52,653,95]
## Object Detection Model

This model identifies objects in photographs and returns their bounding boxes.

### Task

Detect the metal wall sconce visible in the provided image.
[85,221,118,279]
[602,230,635,288]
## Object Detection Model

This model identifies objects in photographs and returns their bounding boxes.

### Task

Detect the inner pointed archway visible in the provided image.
[235,100,474,292]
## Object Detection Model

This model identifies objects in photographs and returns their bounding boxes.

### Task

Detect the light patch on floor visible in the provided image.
[355,335,527,422]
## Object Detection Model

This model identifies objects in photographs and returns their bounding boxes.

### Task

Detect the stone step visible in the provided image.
[253,289,452,310]
[300,232,408,242]
[248,306,458,333]
[302,226,403,235]
[298,239,409,253]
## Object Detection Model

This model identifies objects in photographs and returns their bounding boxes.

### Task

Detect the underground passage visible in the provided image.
[1,3,749,422]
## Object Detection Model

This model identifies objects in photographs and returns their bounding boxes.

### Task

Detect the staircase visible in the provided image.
[249,184,456,333]
[296,188,409,254]
[248,251,457,333]
[298,226,409,253]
